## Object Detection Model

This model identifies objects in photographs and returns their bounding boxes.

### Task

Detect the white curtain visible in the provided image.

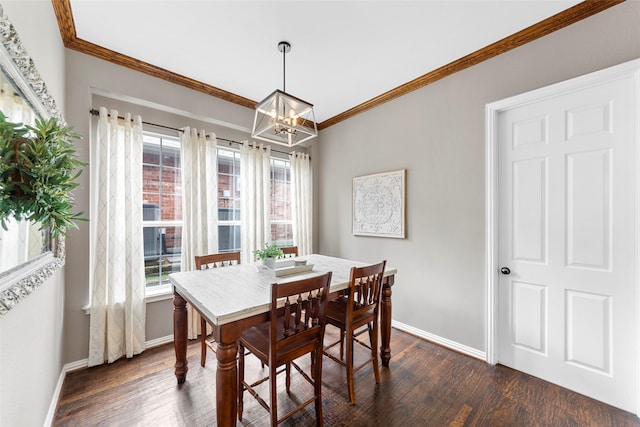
[180,128,218,339]
[290,152,313,255]
[89,107,146,367]
[240,142,271,263]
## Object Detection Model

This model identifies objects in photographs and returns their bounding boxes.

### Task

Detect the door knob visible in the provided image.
[500,267,511,275]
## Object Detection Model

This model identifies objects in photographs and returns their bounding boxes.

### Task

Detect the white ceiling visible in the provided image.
[69,0,582,123]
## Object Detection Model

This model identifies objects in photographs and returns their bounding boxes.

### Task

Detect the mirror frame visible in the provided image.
[0,5,66,316]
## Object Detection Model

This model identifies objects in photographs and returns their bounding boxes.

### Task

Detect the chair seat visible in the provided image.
[326,298,377,329]
[241,317,322,366]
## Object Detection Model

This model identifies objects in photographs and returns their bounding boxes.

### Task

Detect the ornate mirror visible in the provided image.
[0,5,66,315]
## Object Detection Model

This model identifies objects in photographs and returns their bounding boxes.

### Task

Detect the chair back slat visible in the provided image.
[281,246,299,258]
[194,252,241,270]
[304,290,316,328]
[295,294,304,332]
[283,297,292,337]
[310,293,320,327]
[348,261,386,317]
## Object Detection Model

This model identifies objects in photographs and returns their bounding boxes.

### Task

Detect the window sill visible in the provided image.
[146,284,174,303]
[82,284,174,314]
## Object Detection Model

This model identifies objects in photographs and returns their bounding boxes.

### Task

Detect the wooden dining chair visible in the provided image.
[322,260,386,404]
[237,272,332,426]
[194,251,241,367]
[281,246,299,258]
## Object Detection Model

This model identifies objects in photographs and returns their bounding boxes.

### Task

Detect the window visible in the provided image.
[216,150,293,252]
[141,134,294,289]
[270,157,292,246]
[142,132,182,288]
[217,148,241,253]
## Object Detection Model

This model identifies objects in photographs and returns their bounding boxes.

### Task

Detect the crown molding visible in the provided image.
[318,0,624,129]
[52,0,624,131]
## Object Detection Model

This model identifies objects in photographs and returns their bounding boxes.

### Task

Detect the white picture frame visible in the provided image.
[352,169,406,238]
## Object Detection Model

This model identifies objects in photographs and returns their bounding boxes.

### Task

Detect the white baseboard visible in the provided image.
[43,335,175,427]
[145,334,174,349]
[62,358,89,373]
[43,358,86,427]
[391,320,486,361]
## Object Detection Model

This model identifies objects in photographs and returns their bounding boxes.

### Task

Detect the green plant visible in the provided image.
[0,111,86,237]
[253,243,284,261]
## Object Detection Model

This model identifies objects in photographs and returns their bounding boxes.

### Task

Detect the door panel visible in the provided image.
[566,149,611,270]
[496,72,637,412]
[512,158,547,263]
[565,290,611,373]
[512,280,547,354]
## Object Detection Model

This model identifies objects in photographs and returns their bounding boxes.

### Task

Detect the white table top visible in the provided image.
[169,254,396,326]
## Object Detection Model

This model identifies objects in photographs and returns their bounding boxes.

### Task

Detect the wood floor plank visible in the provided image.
[53,328,640,426]
[449,404,473,427]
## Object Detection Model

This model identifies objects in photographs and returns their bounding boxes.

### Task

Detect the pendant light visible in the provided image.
[251,41,317,146]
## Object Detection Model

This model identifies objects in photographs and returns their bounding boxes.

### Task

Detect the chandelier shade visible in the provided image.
[252,89,317,146]
[251,41,318,147]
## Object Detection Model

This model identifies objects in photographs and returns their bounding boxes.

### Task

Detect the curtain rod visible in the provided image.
[88,108,305,158]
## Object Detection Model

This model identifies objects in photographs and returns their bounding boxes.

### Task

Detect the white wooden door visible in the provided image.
[495,64,638,412]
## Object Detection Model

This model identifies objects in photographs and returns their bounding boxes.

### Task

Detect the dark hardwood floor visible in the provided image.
[54,328,639,426]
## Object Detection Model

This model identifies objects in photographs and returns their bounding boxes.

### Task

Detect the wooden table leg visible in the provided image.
[215,323,242,427]
[173,290,188,384]
[380,275,394,367]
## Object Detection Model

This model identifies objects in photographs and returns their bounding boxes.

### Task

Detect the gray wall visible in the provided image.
[315,1,640,352]
[0,2,66,426]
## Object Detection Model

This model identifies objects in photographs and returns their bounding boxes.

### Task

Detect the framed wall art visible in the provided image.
[352,169,406,238]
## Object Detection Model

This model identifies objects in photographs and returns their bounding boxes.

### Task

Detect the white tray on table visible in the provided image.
[257,259,314,277]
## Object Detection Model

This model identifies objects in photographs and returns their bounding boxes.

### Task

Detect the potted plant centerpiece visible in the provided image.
[0,111,85,237]
[253,243,284,269]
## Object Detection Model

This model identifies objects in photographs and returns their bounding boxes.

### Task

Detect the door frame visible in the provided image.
[485,58,640,413]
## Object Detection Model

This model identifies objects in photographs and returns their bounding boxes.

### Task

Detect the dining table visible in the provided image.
[170,253,397,427]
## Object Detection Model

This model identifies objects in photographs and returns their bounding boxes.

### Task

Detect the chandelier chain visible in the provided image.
[282,43,286,92]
